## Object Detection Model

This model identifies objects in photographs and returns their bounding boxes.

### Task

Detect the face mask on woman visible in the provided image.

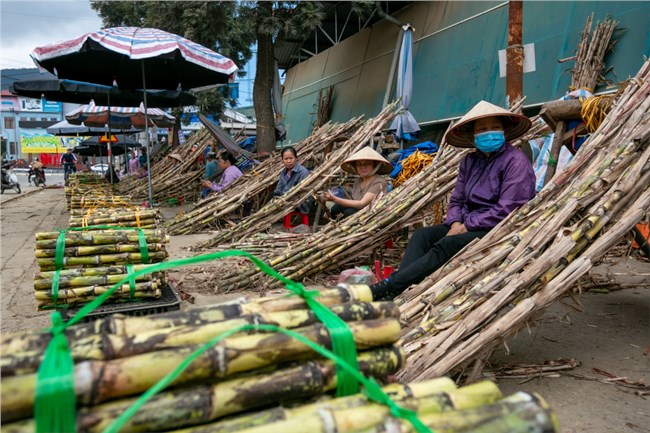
[474,130,505,153]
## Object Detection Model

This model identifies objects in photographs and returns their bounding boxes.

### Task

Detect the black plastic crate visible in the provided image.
[60,282,182,323]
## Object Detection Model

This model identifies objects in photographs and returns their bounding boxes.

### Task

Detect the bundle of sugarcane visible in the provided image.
[66,190,135,211]
[195,102,402,249]
[3,283,375,363]
[69,208,162,229]
[214,108,550,292]
[34,229,169,271]
[2,376,559,433]
[2,285,405,429]
[117,129,212,202]
[395,59,650,382]
[66,172,105,186]
[160,384,557,433]
[166,117,365,235]
[31,263,166,309]
[565,14,619,92]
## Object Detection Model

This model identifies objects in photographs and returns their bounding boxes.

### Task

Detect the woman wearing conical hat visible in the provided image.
[370,100,536,300]
[323,147,392,219]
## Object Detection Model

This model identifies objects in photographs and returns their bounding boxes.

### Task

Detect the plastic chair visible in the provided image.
[283,212,309,231]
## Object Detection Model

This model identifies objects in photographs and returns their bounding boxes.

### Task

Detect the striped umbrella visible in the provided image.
[30,27,238,90]
[65,101,176,129]
[30,27,237,204]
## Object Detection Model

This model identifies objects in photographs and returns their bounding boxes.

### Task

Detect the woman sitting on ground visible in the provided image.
[369,100,536,300]
[200,151,243,196]
[323,147,391,219]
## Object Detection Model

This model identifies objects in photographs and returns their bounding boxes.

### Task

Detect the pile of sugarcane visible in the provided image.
[564,14,619,91]
[212,103,550,292]
[166,117,365,235]
[69,207,162,228]
[395,59,650,382]
[65,184,134,211]
[117,129,213,203]
[33,228,170,308]
[195,102,402,249]
[161,381,558,433]
[66,172,105,186]
[2,284,408,432]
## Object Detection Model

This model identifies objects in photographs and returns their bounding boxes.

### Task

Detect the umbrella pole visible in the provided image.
[142,60,154,207]
[108,94,114,184]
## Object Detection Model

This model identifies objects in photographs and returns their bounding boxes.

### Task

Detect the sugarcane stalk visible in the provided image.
[2,301,397,376]
[2,284,373,358]
[175,380,499,433]
[1,318,401,419]
[35,243,167,258]
[37,251,169,270]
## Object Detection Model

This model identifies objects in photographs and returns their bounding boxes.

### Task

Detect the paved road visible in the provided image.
[1,186,69,331]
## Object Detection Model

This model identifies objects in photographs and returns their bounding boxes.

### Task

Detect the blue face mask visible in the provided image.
[474,131,505,153]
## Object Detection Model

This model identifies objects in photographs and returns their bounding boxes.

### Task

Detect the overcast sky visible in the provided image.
[1,0,103,70]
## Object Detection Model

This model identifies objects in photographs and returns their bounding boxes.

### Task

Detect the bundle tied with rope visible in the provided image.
[33,226,169,308]
[1,251,431,433]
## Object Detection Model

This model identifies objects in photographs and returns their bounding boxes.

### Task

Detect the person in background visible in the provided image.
[200,151,243,196]
[82,157,91,172]
[139,147,148,169]
[60,148,77,185]
[105,164,120,184]
[323,147,391,219]
[272,146,311,213]
[201,152,219,198]
[370,100,536,300]
[30,158,45,185]
[128,153,139,174]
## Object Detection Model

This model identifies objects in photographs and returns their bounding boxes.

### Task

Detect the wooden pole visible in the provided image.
[506,1,523,107]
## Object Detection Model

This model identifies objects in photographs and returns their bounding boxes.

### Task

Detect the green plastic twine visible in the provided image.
[125,264,136,298]
[35,313,76,433]
[37,250,361,433]
[102,324,431,433]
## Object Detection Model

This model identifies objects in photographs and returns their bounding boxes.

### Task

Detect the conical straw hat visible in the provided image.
[341,146,393,175]
[444,100,532,148]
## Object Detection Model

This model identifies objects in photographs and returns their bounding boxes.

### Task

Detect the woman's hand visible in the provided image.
[322,192,335,202]
[447,222,467,236]
[200,179,212,188]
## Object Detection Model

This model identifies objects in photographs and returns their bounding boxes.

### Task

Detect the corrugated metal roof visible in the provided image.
[275,2,412,69]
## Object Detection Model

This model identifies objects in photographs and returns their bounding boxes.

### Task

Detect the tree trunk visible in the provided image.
[253,2,277,154]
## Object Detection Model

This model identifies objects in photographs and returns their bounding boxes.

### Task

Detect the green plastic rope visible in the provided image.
[36,250,361,433]
[35,314,76,433]
[102,324,432,433]
[125,264,136,298]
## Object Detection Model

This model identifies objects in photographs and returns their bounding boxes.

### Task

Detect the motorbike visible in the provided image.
[28,166,46,187]
[1,162,21,194]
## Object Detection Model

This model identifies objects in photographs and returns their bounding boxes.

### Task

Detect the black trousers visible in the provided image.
[331,204,358,219]
[388,224,489,294]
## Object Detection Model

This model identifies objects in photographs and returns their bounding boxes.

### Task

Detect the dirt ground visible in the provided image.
[1,188,648,432]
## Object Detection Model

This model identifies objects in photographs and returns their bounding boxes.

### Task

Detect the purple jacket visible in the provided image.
[444,143,535,231]
[210,165,243,192]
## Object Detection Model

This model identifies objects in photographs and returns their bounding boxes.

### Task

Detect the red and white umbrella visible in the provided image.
[31,27,238,90]
[65,101,176,129]
[31,27,238,204]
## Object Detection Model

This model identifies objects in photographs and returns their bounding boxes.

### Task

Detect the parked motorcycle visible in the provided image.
[1,162,21,194]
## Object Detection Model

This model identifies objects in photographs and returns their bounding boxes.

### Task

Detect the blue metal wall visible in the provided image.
[282,1,650,143]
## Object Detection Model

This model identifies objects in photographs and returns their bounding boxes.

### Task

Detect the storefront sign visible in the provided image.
[20,131,86,153]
